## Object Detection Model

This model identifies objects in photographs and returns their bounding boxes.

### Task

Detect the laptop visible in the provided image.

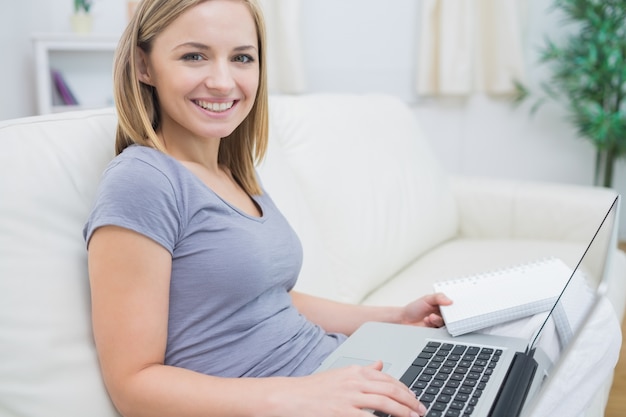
[315,195,620,417]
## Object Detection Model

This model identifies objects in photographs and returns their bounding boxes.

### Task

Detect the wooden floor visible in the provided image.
[605,241,626,417]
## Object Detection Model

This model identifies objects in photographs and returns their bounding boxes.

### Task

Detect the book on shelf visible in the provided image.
[433,257,574,337]
[51,69,79,106]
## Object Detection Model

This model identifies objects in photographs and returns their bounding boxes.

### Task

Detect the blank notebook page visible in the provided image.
[433,258,573,336]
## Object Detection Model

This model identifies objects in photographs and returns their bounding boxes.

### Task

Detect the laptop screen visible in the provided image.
[527,195,620,354]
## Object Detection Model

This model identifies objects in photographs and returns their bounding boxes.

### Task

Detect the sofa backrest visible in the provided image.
[257,94,458,303]
[0,109,119,417]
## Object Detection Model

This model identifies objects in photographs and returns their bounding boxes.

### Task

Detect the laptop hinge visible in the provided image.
[488,350,538,417]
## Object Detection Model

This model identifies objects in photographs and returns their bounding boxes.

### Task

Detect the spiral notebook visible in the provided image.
[433,258,573,336]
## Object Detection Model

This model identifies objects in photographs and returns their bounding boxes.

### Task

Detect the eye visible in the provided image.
[181,53,203,62]
[233,54,255,64]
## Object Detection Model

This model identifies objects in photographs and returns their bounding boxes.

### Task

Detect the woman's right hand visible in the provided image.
[266,361,427,417]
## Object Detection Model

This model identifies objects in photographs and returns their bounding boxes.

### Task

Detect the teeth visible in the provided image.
[196,100,234,112]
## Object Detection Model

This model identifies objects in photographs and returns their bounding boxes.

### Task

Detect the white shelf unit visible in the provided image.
[32,33,119,115]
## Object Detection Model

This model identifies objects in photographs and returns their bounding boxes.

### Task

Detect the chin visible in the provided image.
[197,123,242,141]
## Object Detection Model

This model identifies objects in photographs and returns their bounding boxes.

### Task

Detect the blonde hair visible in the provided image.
[113,0,269,195]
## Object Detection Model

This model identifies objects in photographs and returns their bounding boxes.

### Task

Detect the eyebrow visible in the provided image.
[174,42,258,53]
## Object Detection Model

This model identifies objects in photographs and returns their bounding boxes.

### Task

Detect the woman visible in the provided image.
[84,1,451,416]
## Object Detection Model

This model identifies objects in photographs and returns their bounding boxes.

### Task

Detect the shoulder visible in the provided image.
[85,146,186,250]
[101,146,190,198]
[107,145,178,180]
[94,145,189,215]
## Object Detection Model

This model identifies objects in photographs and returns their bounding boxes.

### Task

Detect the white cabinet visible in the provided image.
[32,33,119,115]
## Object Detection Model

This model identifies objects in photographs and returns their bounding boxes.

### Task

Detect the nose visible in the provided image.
[205,60,236,93]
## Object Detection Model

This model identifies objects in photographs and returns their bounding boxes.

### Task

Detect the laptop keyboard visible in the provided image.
[375,341,502,417]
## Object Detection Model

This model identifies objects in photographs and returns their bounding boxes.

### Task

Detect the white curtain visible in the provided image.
[416,0,526,96]
[259,0,306,94]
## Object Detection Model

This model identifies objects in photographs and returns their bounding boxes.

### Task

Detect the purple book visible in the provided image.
[51,70,79,105]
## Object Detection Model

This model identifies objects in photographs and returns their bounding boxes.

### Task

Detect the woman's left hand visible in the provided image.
[399,293,452,328]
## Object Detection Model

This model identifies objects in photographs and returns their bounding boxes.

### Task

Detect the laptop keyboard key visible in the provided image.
[400,365,423,387]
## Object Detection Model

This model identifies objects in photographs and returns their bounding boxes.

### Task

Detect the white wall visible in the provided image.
[300,0,420,103]
[0,0,127,120]
[1,0,624,238]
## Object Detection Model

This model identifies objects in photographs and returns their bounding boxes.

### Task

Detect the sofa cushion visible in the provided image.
[0,109,120,417]
[258,94,458,303]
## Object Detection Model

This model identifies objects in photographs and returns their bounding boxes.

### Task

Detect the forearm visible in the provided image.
[290,291,404,335]
[107,364,291,417]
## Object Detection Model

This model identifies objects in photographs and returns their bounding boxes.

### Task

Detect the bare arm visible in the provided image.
[290,291,452,336]
[88,226,269,417]
[88,226,426,417]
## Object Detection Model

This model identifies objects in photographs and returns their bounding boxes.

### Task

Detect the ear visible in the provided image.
[135,47,154,86]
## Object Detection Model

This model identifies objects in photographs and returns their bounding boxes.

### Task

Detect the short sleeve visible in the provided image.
[83,156,181,254]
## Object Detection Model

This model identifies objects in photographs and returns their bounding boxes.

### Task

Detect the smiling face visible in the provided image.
[136,0,260,148]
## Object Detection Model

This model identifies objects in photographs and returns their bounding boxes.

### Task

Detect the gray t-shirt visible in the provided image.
[84,145,345,377]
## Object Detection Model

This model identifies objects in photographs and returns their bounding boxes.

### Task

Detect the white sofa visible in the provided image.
[0,93,623,417]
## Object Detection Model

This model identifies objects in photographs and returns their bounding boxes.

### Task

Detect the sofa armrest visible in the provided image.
[450,176,618,242]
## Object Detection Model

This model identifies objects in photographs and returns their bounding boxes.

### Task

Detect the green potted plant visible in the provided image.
[71,0,94,33]
[515,0,626,188]
[74,0,93,13]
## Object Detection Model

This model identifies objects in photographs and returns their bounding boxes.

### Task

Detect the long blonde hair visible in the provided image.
[113,0,269,195]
